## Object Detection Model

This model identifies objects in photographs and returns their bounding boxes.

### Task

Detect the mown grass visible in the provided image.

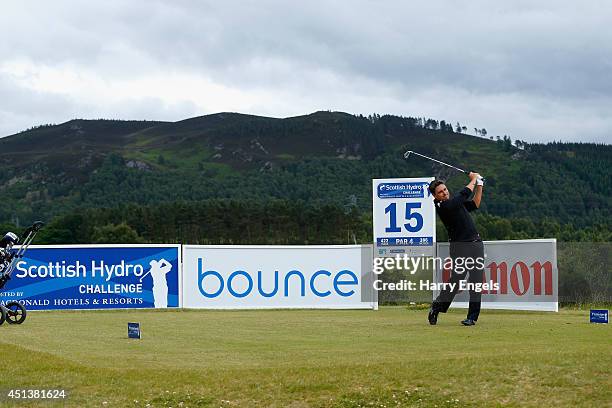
[0,308,609,407]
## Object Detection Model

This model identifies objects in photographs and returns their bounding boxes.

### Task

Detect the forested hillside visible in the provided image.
[0,111,609,244]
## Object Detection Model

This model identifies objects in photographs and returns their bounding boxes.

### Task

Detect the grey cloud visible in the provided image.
[0,73,199,137]
[0,1,611,143]
[0,74,77,135]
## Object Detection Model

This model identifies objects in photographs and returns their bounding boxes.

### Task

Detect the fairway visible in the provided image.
[0,308,609,407]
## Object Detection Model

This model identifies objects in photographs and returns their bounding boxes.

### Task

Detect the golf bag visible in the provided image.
[0,221,44,325]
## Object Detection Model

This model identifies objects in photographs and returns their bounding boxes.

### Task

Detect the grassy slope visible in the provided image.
[0,308,609,407]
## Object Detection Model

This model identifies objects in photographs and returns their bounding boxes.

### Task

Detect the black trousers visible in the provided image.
[432,241,485,321]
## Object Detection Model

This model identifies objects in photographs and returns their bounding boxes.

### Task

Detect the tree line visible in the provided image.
[1,200,606,246]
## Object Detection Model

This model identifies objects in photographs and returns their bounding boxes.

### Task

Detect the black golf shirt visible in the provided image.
[434,187,481,242]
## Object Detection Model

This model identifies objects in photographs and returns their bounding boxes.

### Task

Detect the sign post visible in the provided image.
[372,177,436,258]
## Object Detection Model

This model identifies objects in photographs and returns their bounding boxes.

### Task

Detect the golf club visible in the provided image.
[404,150,484,180]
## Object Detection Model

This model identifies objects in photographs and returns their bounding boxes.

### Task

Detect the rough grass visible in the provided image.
[0,308,609,407]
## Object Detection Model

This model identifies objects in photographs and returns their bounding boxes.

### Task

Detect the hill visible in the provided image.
[0,111,609,239]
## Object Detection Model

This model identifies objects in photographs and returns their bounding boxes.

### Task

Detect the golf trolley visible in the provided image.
[0,221,44,326]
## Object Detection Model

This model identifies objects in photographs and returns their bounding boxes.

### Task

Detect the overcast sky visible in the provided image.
[1,1,611,143]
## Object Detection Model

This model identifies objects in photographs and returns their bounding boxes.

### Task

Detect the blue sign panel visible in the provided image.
[0,245,180,310]
[377,182,430,199]
[590,309,608,324]
[128,322,141,339]
[376,237,433,246]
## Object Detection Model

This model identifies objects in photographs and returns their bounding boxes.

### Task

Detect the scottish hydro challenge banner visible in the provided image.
[0,245,181,310]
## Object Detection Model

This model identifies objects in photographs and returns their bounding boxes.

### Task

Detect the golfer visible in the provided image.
[149,259,173,308]
[428,172,484,326]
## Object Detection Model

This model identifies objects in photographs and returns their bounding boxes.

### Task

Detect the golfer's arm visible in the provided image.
[473,184,483,208]
[465,178,476,192]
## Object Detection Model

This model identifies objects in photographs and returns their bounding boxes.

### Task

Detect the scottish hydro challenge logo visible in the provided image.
[377,182,431,199]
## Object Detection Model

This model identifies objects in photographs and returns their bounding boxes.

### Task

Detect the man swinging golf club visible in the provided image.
[428,172,485,326]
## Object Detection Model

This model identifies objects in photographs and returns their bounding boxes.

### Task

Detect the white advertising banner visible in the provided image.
[372,177,436,258]
[435,239,558,312]
[182,245,377,309]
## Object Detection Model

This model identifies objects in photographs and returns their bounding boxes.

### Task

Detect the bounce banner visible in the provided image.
[0,245,181,310]
[182,245,377,309]
[435,239,558,312]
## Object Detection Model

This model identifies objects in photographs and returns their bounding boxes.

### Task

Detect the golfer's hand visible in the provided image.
[468,172,480,180]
